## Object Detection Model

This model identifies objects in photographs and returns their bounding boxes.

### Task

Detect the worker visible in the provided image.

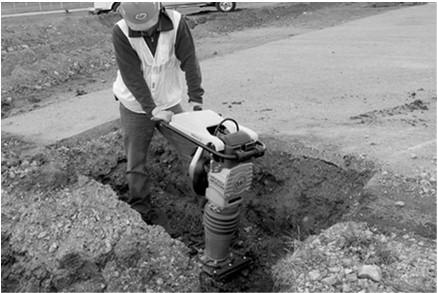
[112,2,204,229]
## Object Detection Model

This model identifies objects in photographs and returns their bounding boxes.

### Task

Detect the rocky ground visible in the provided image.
[1,2,436,292]
[273,222,436,292]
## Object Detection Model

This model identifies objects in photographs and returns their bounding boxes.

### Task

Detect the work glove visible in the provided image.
[151,108,174,123]
[190,101,203,111]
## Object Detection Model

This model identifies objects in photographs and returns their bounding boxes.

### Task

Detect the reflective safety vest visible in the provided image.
[113,10,184,114]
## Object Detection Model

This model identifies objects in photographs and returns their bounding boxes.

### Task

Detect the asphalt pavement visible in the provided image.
[1,8,91,18]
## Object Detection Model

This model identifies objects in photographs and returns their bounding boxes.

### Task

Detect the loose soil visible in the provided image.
[1,2,435,292]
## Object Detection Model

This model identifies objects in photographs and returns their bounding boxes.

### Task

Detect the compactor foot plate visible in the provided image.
[201,254,251,281]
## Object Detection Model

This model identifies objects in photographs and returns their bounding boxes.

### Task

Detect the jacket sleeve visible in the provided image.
[175,16,204,104]
[112,25,155,113]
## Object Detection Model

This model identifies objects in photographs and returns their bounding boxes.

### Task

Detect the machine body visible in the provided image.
[158,110,265,279]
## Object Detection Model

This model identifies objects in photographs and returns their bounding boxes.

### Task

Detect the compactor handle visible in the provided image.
[159,121,265,161]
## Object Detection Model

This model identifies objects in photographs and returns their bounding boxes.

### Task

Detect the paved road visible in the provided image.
[1,8,91,18]
[202,3,436,176]
[1,3,277,18]
[2,4,436,176]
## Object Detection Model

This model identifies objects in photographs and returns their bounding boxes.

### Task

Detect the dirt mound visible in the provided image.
[272,221,436,292]
[1,13,117,118]
[187,3,333,34]
[1,175,199,292]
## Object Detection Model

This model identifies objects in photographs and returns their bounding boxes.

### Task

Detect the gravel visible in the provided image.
[272,221,436,292]
[1,175,200,292]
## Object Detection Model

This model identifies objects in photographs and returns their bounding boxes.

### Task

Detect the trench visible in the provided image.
[0,135,374,292]
[95,140,373,292]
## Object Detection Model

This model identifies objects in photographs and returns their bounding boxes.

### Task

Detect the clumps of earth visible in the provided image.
[350,97,432,126]
[1,129,436,291]
[273,221,436,292]
[1,179,199,292]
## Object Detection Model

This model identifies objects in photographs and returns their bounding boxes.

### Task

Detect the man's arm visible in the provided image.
[112,25,155,113]
[175,16,204,104]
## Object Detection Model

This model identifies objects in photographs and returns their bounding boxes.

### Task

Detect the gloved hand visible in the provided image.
[151,108,174,122]
[190,101,203,111]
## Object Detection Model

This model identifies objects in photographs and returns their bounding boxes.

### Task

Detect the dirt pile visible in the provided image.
[272,221,436,292]
[351,169,437,239]
[1,132,199,292]
[1,175,199,292]
[1,13,116,118]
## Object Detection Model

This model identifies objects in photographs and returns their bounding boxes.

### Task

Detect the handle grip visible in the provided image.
[159,121,265,162]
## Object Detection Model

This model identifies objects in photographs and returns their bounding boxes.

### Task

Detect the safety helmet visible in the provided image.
[119,2,161,31]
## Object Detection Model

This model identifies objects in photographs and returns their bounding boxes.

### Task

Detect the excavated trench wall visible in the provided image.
[1,130,375,292]
[89,132,374,239]
[88,132,375,291]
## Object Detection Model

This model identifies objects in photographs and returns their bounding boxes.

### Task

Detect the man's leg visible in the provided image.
[157,104,200,198]
[119,103,155,219]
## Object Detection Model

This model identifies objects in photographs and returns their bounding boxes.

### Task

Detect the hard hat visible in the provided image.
[119,2,161,31]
